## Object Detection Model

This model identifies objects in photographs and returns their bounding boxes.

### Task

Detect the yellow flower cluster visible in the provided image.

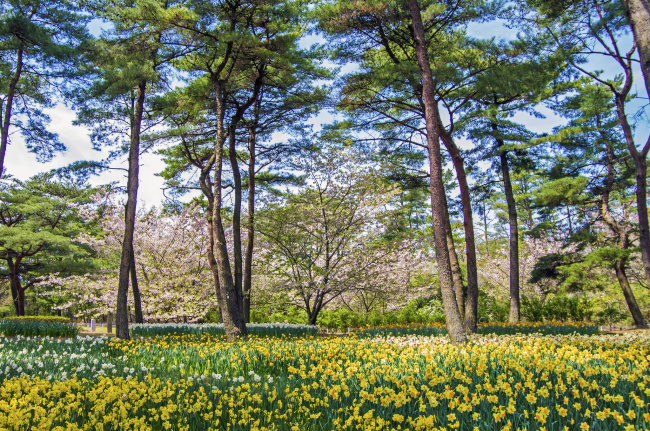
[0,331,648,430]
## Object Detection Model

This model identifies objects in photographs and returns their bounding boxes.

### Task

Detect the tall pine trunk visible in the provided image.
[243,120,258,323]
[610,47,650,301]
[116,80,146,340]
[440,129,479,333]
[494,124,520,323]
[0,46,23,178]
[228,122,245,316]
[407,0,466,343]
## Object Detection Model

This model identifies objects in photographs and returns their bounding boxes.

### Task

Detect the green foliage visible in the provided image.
[3,316,70,324]
[0,174,100,315]
[595,303,627,329]
[521,293,592,322]
[0,319,79,337]
[0,0,90,163]
[478,295,510,322]
[249,307,306,325]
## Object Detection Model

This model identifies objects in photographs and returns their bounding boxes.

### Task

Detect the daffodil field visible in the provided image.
[0,324,649,430]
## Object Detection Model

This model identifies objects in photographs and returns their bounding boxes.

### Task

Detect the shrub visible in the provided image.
[0,320,79,337]
[3,316,71,324]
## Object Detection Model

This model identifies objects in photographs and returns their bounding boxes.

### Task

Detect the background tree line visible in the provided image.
[1,0,649,342]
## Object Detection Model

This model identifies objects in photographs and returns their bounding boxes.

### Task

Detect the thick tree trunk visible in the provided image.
[440,129,479,333]
[116,80,147,340]
[212,81,246,340]
[9,257,25,316]
[494,126,520,323]
[624,0,650,100]
[198,156,224,323]
[243,123,257,323]
[0,46,23,178]
[130,247,143,323]
[407,0,466,343]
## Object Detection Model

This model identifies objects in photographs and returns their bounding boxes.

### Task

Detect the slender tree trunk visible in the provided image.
[228,123,245,315]
[243,122,258,323]
[624,0,650,100]
[614,91,650,295]
[130,246,143,323]
[483,202,489,257]
[6,257,19,315]
[614,259,648,327]
[494,124,520,323]
[601,141,648,328]
[212,81,246,340]
[407,0,466,343]
[116,80,146,340]
[440,129,478,333]
[0,47,23,178]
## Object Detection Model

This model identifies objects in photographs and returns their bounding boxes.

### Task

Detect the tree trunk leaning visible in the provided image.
[407,0,467,344]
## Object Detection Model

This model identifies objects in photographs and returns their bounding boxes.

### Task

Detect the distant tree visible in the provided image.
[0,174,95,316]
[255,148,409,325]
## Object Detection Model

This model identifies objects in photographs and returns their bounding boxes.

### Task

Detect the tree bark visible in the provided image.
[9,257,25,316]
[407,0,466,343]
[494,124,520,323]
[7,257,19,315]
[614,85,650,297]
[444,206,466,321]
[116,80,147,340]
[243,120,258,323]
[440,128,478,333]
[614,259,648,327]
[600,139,648,328]
[228,122,245,316]
[130,246,143,323]
[0,46,23,178]
[623,0,650,100]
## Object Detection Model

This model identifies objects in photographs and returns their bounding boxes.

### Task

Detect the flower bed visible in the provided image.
[354,321,600,338]
[0,330,648,430]
[0,319,79,338]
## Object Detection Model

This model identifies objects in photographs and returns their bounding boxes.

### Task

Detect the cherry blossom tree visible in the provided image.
[38,192,218,322]
[254,148,428,325]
